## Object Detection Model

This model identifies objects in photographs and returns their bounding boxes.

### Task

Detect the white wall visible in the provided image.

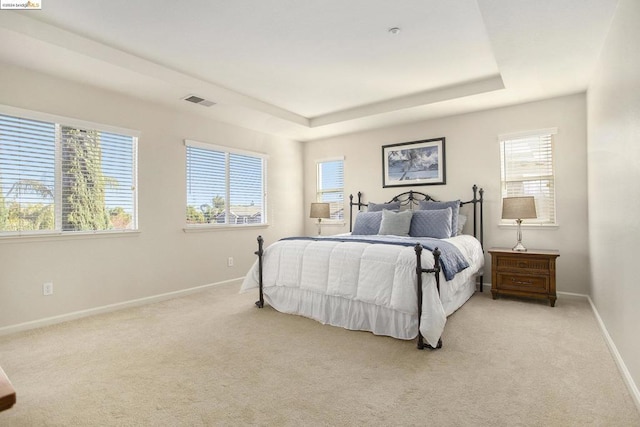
[587,0,640,402]
[0,64,304,329]
[304,93,589,294]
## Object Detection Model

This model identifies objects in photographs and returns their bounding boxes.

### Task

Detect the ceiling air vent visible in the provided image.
[183,95,216,107]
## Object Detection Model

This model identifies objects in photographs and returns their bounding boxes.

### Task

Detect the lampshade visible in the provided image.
[502,196,537,220]
[310,202,330,219]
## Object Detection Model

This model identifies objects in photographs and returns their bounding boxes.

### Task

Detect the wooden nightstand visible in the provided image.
[489,248,560,307]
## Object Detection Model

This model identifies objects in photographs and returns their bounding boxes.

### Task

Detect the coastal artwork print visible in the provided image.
[382,137,446,187]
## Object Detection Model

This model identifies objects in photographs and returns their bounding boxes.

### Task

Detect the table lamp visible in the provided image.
[502,196,537,251]
[310,202,330,235]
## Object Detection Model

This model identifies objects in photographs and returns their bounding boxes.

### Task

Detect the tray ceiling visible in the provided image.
[0,0,619,141]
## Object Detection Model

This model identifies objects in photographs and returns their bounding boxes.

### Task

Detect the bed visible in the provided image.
[241,185,484,349]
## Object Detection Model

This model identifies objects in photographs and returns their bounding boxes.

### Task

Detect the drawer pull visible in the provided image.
[510,278,533,286]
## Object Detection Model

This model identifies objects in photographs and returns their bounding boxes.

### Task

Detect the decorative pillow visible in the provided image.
[378,209,413,236]
[456,214,467,235]
[368,201,400,212]
[418,200,460,238]
[352,211,383,235]
[409,208,452,239]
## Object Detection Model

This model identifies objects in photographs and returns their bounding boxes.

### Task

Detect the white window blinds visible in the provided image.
[186,146,226,224]
[0,112,138,235]
[317,159,344,221]
[229,153,264,224]
[0,115,55,232]
[500,130,556,225]
[60,126,137,231]
[185,140,266,226]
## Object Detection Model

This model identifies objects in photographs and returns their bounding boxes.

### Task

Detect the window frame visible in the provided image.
[184,139,268,230]
[499,128,557,227]
[0,105,139,238]
[316,157,344,223]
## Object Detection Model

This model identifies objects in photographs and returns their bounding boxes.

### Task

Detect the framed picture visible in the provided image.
[382,137,446,187]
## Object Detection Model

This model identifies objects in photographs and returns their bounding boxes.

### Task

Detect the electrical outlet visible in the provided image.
[227,257,234,267]
[43,282,53,296]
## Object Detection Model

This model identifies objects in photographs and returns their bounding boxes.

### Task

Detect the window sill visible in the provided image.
[498,223,559,230]
[183,223,269,233]
[320,221,346,227]
[0,229,140,243]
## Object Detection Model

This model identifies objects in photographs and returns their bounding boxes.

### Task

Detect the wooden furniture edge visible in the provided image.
[0,366,16,412]
[488,247,560,256]
[488,248,559,307]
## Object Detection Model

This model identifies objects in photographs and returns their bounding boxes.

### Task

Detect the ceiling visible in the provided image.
[0,0,619,141]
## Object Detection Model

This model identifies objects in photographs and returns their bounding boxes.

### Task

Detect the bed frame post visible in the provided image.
[415,244,424,349]
[415,244,442,350]
[479,187,484,249]
[478,187,484,292]
[255,235,265,308]
[349,191,365,232]
[349,194,354,232]
[469,185,485,292]
[470,184,485,250]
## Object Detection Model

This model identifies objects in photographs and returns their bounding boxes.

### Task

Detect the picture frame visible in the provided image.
[382,137,446,187]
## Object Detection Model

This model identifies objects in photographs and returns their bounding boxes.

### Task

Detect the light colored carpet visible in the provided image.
[0,283,638,426]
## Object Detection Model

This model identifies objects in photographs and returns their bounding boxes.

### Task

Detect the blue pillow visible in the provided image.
[418,200,460,238]
[378,209,413,237]
[409,208,452,239]
[368,201,400,212]
[352,211,382,235]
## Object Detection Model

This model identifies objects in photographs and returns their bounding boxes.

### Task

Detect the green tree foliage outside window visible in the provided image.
[185,195,226,224]
[61,127,110,231]
[0,182,6,230]
[0,113,137,234]
[0,179,55,232]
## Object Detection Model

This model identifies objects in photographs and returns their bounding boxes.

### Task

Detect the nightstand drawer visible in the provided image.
[496,273,549,294]
[496,257,550,271]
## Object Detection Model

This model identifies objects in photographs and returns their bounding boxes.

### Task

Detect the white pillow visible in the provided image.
[456,214,467,235]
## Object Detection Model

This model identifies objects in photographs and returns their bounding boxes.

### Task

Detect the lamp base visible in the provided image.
[512,219,527,251]
[512,242,527,251]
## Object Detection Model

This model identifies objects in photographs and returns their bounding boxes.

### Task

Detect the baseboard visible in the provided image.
[482,282,590,299]
[0,277,244,337]
[556,290,589,298]
[586,295,640,413]
[485,288,596,300]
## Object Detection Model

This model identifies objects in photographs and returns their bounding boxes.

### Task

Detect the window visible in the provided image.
[499,128,556,225]
[185,140,266,226]
[316,158,344,221]
[0,110,138,235]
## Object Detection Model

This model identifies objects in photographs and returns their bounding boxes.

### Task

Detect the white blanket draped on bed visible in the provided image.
[241,234,484,347]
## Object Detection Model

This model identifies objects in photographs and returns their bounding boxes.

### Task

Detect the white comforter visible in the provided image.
[241,235,484,347]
